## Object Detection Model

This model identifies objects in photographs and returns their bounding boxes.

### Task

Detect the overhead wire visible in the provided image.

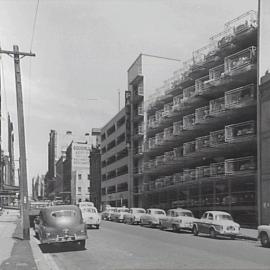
[27,0,40,128]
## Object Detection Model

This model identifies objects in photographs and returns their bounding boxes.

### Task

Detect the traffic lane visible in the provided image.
[48,221,270,270]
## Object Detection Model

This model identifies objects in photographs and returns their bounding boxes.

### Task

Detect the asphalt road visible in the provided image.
[40,221,270,270]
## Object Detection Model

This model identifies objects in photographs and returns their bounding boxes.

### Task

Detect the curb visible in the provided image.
[236,235,257,241]
[29,232,60,270]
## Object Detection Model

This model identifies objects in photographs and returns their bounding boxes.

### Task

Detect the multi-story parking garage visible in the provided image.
[129,11,258,227]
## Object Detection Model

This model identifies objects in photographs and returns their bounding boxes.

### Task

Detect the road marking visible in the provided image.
[29,232,61,270]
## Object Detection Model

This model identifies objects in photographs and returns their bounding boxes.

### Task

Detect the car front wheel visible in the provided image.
[260,232,270,247]
[96,225,100,229]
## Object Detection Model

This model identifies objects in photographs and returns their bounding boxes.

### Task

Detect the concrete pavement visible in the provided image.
[0,209,263,270]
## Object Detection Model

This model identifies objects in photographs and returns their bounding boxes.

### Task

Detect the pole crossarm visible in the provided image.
[0,48,35,57]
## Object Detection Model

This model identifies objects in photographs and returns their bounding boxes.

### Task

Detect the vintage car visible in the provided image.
[258,225,270,247]
[123,208,146,225]
[101,207,116,220]
[193,211,240,239]
[34,205,88,249]
[80,205,100,229]
[110,207,130,222]
[159,208,195,232]
[140,208,166,227]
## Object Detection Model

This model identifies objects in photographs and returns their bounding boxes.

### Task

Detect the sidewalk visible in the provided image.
[0,210,38,270]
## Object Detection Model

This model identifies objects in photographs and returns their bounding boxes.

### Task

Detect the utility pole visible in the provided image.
[0,45,35,240]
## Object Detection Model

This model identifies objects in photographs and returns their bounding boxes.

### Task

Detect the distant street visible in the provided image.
[37,221,270,270]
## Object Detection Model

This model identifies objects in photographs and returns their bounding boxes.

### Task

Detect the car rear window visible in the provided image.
[51,210,77,218]
[176,212,193,217]
[154,210,165,215]
[135,210,145,213]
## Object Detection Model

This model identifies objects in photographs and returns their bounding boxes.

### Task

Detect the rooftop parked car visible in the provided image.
[34,205,88,249]
[193,211,240,239]
[159,208,195,232]
[258,224,270,247]
[123,208,146,225]
[140,208,166,227]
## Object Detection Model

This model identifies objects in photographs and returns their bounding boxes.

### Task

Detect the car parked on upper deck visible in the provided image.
[193,211,240,239]
[34,205,88,249]
[140,208,166,227]
[123,208,146,225]
[159,208,195,232]
[110,207,130,222]
[258,224,270,247]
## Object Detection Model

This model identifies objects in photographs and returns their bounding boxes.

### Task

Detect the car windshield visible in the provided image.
[134,209,145,213]
[176,212,193,217]
[82,207,97,213]
[215,214,233,221]
[51,210,77,218]
[154,210,165,215]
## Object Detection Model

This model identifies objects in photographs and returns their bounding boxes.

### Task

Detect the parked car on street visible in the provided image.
[159,208,195,232]
[0,206,3,216]
[34,205,88,249]
[123,208,146,224]
[258,225,270,247]
[110,207,130,222]
[140,208,166,227]
[193,211,240,239]
[101,207,116,220]
[80,205,100,229]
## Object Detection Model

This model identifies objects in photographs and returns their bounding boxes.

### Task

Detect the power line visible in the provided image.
[30,0,40,52]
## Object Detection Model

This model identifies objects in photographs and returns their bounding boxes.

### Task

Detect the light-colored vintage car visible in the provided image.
[80,206,101,229]
[193,211,240,239]
[123,208,146,225]
[159,208,195,232]
[34,205,88,249]
[258,225,270,247]
[110,207,130,222]
[101,207,116,221]
[140,208,166,227]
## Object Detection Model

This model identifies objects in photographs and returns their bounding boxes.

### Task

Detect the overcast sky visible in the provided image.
[0,0,261,187]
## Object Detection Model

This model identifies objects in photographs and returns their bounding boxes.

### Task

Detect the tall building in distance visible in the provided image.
[63,141,91,204]
[45,130,57,198]
[32,175,45,201]
[129,10,258,227]
[100,108,129,208]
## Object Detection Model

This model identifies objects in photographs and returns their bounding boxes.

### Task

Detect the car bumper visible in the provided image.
[85,219,100,226]
[42,234,88,244]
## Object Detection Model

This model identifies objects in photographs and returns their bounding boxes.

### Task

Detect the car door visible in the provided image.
[167,210,174,229]
[198,212,208,233]
[205,212,214,233]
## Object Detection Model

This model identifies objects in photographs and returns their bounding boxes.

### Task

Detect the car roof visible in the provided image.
[40,204,79,214]
[204,211,230,215]
[130,208,145,210]
[148,208,164,211]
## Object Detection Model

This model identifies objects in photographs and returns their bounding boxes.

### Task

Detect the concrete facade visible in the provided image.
[100,108,129,208]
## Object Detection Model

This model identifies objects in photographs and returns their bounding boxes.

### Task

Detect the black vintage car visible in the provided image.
[34,205,88,249]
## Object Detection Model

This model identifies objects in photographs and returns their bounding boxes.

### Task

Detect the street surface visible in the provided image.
[37,220,270,270]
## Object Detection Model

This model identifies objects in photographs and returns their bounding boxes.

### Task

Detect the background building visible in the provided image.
[258,71,270,225]
[63,141,90,204]
[32,175,45,201]
[90,145,101,211]
[131,10,258,227]
[100,108,129,208]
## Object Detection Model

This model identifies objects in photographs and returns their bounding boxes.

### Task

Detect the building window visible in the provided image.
[78,187,82,193]
[101,188,106,195]
[88,187,90,193]
[78,174,82,180]
[88,174,90,180]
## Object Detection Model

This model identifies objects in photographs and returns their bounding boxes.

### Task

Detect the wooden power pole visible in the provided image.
[0,45,35,240]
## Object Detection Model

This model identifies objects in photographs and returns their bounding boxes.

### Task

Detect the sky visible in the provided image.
[0,0,261,188]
